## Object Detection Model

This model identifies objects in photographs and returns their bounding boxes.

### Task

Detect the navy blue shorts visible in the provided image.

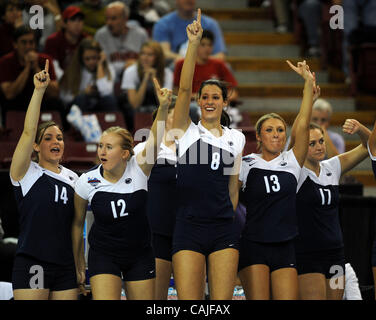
[12,254,77,291]
[238,238,297,272]
[153,233,173,262]
[296,247,345,279]
[372,239,376,267]
[88,247,155,281]
[172,218,240,257]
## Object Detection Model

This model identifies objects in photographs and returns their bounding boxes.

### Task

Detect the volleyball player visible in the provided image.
[293,118,370,299]
[238,60,315,300]
[10,61,79,300]
[71,78,172,300]
[133,97,177,300]
[170,9,245,300]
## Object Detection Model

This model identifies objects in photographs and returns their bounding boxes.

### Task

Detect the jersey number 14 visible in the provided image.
[54,185,68,204]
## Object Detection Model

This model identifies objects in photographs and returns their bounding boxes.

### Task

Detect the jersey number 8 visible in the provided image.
[211,152,221,170]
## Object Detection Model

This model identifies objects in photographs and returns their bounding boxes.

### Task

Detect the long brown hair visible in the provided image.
[137,41,165,85]
[60,38,112,96]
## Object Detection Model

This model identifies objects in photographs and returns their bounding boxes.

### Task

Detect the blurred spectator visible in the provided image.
[22,0,63,50]
[273,0,291,33]
[95,1,148,82]
[342,0,376,77]
[131,0,171,31]
[173,30,239,126]
[174,30,238,103]
[0,0,23,57]
[59,38,117,112]
[44,5,88,80]
[121,40,172,113]
[77,0,106,36]
[152,0,226,63]
[0,26,59,123]
[298,0,322,57]
[311,98,345,158]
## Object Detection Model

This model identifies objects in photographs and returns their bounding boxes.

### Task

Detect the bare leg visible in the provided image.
[172,250,206,300]
[239,264,270,300]
[125,279,155,300]
[13,289,50,300]
[207,248,239,300]
[154,258,172,300]
[90,274,122,300]
[298,273,327,300]
[49,288,78,300]
[271,267,298,300]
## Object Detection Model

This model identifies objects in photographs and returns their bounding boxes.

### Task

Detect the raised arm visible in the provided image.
[172,8,203,135]
[10,60,50,182]
[136,78,171,176]
[369,120,376,156]
[339,119,371,174]
[288,71,320,150]
[72,193,89,296]
[286,60,314,167]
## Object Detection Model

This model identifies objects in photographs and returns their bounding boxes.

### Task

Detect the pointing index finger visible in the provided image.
[153,77,161,92]
[44,59,49,73]
[197,8,201,25]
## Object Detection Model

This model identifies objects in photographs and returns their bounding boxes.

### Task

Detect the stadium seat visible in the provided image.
[5,111,63,141]
[0,141,18,169]
[83,111,126,131]
[134,112,153,133]
[61,141,99,171]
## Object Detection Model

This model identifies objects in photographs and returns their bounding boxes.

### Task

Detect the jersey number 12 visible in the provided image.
[111,199,129,219]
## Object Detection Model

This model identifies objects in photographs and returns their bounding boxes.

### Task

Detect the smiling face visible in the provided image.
[257,118,286,155]
[139,45,156,68]
[307,128,326,163]
[98,132,130,172]
[198,84,227,123]
[34,125,64,164]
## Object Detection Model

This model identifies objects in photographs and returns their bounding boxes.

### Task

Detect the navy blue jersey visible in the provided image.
[134,141,178,236]
[175,121,245,222]
[75,156,151,258]
[295,157,342,253]
[10,162,78,265]
[239,149,301,243]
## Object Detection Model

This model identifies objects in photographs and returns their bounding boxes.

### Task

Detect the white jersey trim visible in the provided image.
[10,161,78,197]
[297,156,341,191]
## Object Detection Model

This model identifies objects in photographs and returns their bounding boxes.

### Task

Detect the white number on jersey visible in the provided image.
[319,188,332,205]
[263,175,281,193]
[54,185,68,204]
[211,152,220,170]
[111,199,129,219]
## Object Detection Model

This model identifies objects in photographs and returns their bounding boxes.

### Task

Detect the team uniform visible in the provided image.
[10,162,78,291]
[134,141,178,261]
[368,143,376,268]
[239,149,301,272]
[172,121,245,257]
[294,156,345,278]
[74,156,155,281]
